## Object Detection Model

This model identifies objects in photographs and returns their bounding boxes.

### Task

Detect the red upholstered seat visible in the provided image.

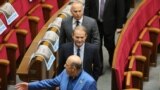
[123,71,143,90]
[147,15,160,28]
[40,0,59,22]
[27,4,45,32]
[128,55,146,74]
[0,59,9,90]
[21,0,41,15]
[139,27,160,66]
[15,16,32,46]
[131,41,152,81]
[9,0,24,26]
[15,15,39,57]
[112,0,160,89]
[147,14,160,44]
[2,30,19,84]
[0,44,8,61]
[0,13,11,43]
[0,44,9,74]
[58,0,69,8]
[41,0,59,15]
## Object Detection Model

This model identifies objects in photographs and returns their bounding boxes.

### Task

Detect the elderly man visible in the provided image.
[58,26,101,81]
[15,55,97,90]
[59,1,100,47]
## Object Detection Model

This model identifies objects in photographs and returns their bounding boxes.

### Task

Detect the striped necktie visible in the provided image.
[77,48,80,57]
[100,0,105,20]
[76,20,80,26]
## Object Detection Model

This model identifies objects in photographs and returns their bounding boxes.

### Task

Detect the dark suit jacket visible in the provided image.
[59,16,100,46]
[84,0,125,35]
[57,42,101,81]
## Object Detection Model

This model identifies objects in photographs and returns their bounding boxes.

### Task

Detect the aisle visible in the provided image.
[97,46,111,90]
[143,53,160,90]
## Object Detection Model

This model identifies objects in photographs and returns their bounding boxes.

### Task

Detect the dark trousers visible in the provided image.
[97,21,115,67]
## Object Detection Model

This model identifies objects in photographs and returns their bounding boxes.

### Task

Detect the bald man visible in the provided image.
[58,26,101,81]
[59,1,100,46]
[15,55,97,90]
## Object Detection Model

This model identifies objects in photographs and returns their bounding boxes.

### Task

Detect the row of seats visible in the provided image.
[112,0,160,90]
[17,3,70,82]
[0,0,69,89]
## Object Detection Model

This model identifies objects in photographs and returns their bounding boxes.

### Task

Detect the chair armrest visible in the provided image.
[27,4,41,15]
[42,3,53,10]
[5,43,18,50]
[0,59,9,66]
[128,55,146,70]
[148,27,160,34]
[16,29,28,36]
[140,41,153,48]
[28,16,40,23]
[3,30,14,43]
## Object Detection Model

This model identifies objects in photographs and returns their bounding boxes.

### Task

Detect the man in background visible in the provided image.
[58,26,101,81]
[84,0,125,67]
[59,1,100,47]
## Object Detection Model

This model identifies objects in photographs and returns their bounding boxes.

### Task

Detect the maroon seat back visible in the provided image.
[0,13,11,43]
[112,0,160,89]
[27,4,45,32]
[15,16,32,47]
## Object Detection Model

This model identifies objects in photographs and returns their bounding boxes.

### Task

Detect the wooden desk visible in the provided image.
[17,2,69,82]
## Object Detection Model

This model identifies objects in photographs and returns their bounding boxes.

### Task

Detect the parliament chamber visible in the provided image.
[0,0,160,90]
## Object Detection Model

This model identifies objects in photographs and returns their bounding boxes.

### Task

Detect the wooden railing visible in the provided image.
[16,2,69,82]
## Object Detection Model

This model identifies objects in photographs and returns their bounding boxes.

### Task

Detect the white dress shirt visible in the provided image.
[73,43,85,63]
[72,17,83,29]
[98,0,106,21]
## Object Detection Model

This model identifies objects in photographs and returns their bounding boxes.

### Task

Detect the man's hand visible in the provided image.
[15,82,29,90]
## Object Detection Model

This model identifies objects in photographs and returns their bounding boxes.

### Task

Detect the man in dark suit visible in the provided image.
[58,26,101,81]
[59,1,100,47]
[84,0,125,66]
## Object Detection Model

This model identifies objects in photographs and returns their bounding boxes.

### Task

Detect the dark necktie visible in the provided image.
[100,0,105,19]
[76,20,80,26]
[67,77,74,90]
[77,48,80,57]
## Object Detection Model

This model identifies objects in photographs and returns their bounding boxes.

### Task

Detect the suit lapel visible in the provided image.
[68,17,74,33]
[95,0,99,10]
[73,71,85,89]
[82,16,87,27]
[104,0,110,11]
[63,71,69,89]
[68,43,74,55]
[83,43,89,65]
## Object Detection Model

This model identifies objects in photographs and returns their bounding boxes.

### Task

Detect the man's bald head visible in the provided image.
[70,0,84,20]
[66,55,82,70]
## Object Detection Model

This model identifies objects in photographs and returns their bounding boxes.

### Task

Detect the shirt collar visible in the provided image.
[72,16,83,25]
[74,43,85,50]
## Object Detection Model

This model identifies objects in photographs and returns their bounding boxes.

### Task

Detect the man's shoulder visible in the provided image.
[85,43,98,49]
[61,42,73,48]
[62,16,72,22]
[81,71,95,82]
[84,16,96,22]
